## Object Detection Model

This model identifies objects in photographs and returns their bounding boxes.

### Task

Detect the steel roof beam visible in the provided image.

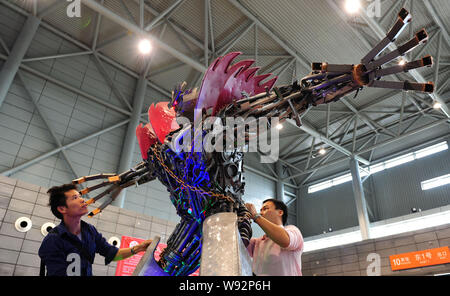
[133,0,207,51]
[227,0,370,166]
[286,119,370,166]
[147,21,255,78]
[0,52,133,117]
[0,41,82,180]
[80,0,207,73]
[341,98,397,138]
[288,95,448,167]
[1,1,172,101]
[144,0,186,31]
[1,120,130,177]
[422,0,450,49]
[227,0,311,72]
[0,15,40,108]
[284,109,448,182]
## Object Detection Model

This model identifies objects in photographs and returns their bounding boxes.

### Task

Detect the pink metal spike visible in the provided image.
[148,102,179,144]
[252,74,272,85]
[212,52,241,73]
[213,65,278,114]
[227,59,255,76]
[212,65,247,115]
[195,52,255,121]
[243,67,260,81]
[136,123,157,160]
[260,77,277,91]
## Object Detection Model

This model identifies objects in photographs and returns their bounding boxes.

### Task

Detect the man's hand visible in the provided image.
[245,203,258,219]
[114,239,153,261]
[136,239,152,253]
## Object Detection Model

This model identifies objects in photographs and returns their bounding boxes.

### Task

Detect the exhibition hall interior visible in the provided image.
[0,0,449,276]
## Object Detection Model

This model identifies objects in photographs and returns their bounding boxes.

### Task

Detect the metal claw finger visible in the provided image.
[72,173,118,185]
[87,188,122,217]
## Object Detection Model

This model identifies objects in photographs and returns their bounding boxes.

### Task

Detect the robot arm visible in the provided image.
[216,8,433,128]
[72,161,155,217]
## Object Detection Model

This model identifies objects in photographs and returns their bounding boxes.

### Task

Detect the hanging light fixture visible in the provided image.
[138,39,152,54]
[345,0,361,14]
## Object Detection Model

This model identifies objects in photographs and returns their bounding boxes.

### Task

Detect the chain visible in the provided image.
[150,146,235,204]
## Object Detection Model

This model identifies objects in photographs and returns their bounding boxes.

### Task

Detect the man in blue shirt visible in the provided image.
[38,183,152,276]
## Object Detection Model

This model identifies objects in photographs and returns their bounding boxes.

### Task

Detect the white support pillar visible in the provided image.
[113,75,147,208]
[349,156,371,240]
[0,15,40,107]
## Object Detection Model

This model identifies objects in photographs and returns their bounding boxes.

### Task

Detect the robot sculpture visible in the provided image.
[72,8,434,276]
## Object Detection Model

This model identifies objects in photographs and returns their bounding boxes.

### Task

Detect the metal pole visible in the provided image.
[433,31,442,89]
[254,24,258,65]
[0,54,132,117]
[422,0,450,49]
[228,0,310,71]
[17,71,81,179]
[0,15,40,107]
[243,165,296,189]
[22,51,93,62]
[349,156,371,240]
[80,0,206,73]
[144,0,185,31]
[0,41,82,180]
[283,114,448,183]
[286,119,370,166]
[1,120,130,177]
[276,161,284,201]
[113,75,147,208]
[204,0,209,67]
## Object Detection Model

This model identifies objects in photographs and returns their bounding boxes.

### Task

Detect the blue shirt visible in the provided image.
[38,220,119,276]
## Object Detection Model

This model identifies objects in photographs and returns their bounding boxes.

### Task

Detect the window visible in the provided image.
[332,173,352,186]
[421,174,450,191]
[383,153,414,169]
[415,142,448,159]
[307,141,448,194]
[303,231,362,252]
[308,180,332,193]
[304,209,450,252]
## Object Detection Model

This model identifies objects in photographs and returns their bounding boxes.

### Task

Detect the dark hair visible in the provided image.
[263,198,288,225]
[47,184,78,219]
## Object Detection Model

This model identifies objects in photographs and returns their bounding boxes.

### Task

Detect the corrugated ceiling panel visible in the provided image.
[167,0,204,43]
[38,1,96,46]
[240,0,369,66]
[209,0,251,48]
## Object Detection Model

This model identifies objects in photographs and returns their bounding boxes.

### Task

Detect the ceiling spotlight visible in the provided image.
[276,123,283,130]
[433,101,442,109]
[138,39,152,54]
[318,148,326,155]
[398,59,406,66]
[345,0,361,14]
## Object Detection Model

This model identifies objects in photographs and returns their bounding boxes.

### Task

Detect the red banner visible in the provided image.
[115,236,199,276]
[390,246,450,271]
